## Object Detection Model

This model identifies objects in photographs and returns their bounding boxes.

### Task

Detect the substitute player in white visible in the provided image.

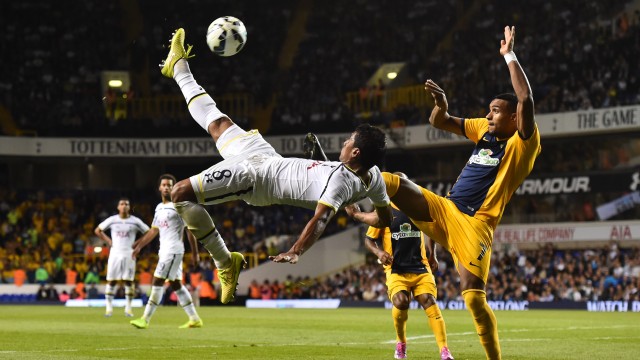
[159,28,393,304]
[95,198,150,317]
[130,174,203,329]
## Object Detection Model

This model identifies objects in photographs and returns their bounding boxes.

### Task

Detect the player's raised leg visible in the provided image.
[459,266,500,359]
[161,28,246,304]
[160,28,234,143]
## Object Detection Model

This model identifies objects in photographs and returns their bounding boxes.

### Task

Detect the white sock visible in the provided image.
[125,285,135,313]
[105,284,115,313]
[174,59,227,133]
[176,286,200,321]
[174,201,231,268]
[143,286,164,322]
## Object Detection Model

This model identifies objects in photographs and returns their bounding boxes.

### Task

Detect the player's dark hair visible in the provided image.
[353,123,386,170]
[493,93,518,113]
[158,173,177,186]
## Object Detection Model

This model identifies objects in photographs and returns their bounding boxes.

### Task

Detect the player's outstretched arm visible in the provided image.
[501,25,535,139]
[425,79,464,136]
[270,203,335,264]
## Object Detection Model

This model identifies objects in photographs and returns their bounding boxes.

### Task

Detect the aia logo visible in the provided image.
[115,231,130,238]
[307,161,322,170]
[157,220,169,229]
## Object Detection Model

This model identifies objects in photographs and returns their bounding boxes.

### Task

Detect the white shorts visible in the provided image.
[106,254,136,281]
[190,124,281,205]
[153,253,185,281]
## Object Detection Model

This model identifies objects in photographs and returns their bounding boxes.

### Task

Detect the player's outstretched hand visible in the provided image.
[270,252,299,264]
[500,25,515,56]
[425,79,448,111]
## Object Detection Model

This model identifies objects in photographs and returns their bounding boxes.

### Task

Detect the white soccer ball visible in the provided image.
[206,16,247,57]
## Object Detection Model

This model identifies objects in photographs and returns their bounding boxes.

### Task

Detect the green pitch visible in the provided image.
[0,305,638,359]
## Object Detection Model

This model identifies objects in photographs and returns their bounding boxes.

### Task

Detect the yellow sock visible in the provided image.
[392,306,408,343]
[462,289,501,360]
[425,305,447,351]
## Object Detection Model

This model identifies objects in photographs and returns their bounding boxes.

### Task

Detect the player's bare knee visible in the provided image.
[392,291,411,310]
[169,280,182,291]
[152,277,165,287]
[171,179,196,203]
[207,116,234,141]
[417,294,436,309]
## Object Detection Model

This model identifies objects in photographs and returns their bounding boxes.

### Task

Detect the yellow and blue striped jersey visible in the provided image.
[447,118,541,229]
[366,204,430,274]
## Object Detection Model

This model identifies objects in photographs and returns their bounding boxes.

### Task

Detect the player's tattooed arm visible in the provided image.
[271,204,335,264]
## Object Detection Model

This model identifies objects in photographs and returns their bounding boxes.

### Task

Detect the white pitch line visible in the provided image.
[382,323,640,343]
[3,324,639,355]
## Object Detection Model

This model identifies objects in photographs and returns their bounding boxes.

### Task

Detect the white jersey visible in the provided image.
[152,202,186,256]
[250,157,390,211]
[99,215,149,256]
[189,125,391,213]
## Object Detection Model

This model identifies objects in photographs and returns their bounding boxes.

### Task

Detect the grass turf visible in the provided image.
[0,305,638,359]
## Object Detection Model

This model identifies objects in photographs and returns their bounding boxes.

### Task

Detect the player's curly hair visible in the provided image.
[353,124,386,170]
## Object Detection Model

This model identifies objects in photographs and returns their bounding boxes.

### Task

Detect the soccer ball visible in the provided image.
[206,16,247,57]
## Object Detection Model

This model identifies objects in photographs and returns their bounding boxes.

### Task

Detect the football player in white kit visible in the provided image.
[159,28,393,304]
[130,174,203,329]
[94,197,150,317]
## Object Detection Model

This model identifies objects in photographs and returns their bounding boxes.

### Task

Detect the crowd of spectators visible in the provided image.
[250,242,640,304]
[269,0,458,134]
[417,1,640,120]
[2,1,639,137]
[0,1,124,136]
[0,187,350,287]
[0,0,293,137]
